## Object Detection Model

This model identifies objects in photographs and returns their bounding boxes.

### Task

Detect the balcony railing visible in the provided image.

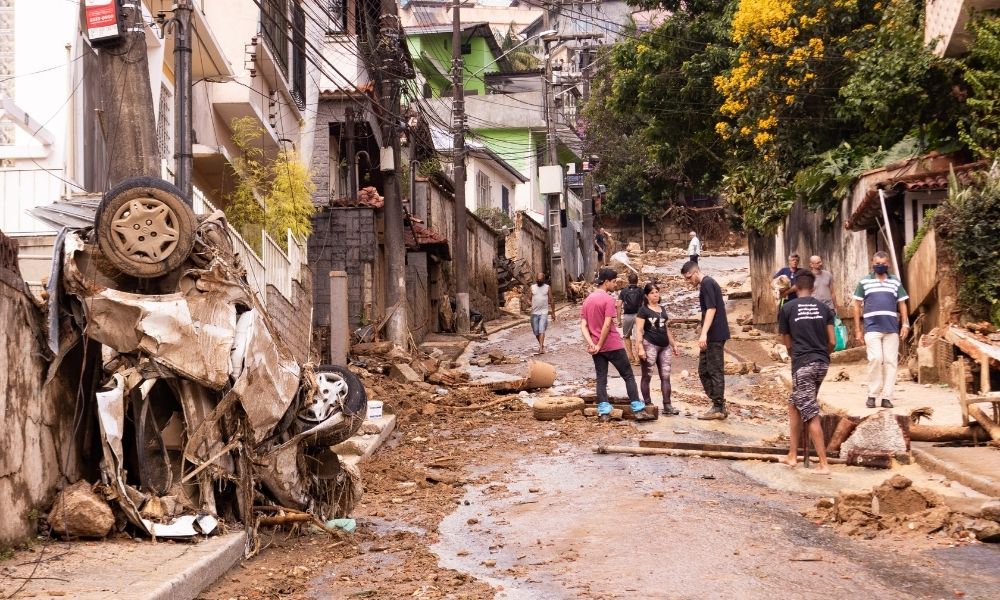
[163,161,306,307]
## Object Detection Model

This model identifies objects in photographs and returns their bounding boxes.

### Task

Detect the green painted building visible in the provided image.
[405,23,510,97]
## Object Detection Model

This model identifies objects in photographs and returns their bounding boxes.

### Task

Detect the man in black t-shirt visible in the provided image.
[777,271,834,474]
[681,261,730,420]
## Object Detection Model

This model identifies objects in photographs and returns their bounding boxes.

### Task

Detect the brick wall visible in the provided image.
[309,208,379,362]
[265,265,313,363]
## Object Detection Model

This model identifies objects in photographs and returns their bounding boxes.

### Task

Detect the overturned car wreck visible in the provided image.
[46,177,366,553]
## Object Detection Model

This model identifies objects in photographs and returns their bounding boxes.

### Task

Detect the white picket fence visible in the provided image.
[165,161,306,306]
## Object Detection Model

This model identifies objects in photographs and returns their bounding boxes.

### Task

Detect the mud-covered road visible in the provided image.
[204,254,1000,600]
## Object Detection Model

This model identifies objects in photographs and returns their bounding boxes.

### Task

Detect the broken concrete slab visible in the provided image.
[840,410,909,459]
[390,363,424,384]
[333,413,398,468]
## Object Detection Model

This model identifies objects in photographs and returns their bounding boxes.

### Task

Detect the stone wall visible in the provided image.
[309,208,380,362]
[265,265,313,363]
[601,215,689,253]
[1,237,83,547]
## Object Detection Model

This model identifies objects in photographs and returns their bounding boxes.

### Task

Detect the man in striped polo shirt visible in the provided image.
[852,251,910,409]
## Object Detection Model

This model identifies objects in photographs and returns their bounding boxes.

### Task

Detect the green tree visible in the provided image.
[959,13,1000,158]
[224,117,315,252]
[582,1,732,218]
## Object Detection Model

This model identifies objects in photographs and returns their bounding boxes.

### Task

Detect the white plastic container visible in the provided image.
[366,400,383,420]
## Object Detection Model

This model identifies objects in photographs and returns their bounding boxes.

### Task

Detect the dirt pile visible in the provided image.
[805,475,1000,542]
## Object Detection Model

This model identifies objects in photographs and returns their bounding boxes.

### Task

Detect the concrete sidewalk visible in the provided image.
[0,531,245,600]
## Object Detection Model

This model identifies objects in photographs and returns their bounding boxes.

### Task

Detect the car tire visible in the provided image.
[296,365,368,446]
[532,395,585,421]
[95,176,196,278]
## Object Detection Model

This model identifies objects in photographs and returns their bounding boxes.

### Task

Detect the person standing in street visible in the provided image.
[594,228,608,266]
[777,272,834,474]
[687,231,702,264]
[530,273,556,355]
[681,261,730,419]
[616,272,644,365]
[853,251,909,409]
[580,268,656,423]
[809,255,839,313]
[635,282,681,415]
[773,254,804,306]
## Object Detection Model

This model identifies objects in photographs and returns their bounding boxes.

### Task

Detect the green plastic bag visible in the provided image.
[834,315,848,352]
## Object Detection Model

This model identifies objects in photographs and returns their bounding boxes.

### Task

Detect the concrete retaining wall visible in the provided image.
[0,242,83,547]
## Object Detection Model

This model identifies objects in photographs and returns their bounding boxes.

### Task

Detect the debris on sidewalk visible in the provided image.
[839,410,910,467]
[47,481,115,538]
[805,475,1000,542]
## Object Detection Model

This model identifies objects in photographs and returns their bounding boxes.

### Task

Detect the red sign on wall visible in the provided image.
[85,0,123,45]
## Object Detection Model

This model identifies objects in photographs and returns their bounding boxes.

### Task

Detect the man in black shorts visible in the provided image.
[777,271,834,474]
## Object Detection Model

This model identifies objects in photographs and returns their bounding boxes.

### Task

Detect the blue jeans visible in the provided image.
[531,314,548,336]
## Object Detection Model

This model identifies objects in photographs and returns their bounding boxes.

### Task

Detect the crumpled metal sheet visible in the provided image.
[230,309,301,443]
[95,373,219,538]
[82,289,235,389]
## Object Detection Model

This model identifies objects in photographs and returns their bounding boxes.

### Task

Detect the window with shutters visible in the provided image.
[476,170,491,210]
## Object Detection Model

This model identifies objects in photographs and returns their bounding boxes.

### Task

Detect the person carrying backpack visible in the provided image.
[616,272,644,365]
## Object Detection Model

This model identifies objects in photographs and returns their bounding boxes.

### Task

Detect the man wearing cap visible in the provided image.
[581,268,656,422]
[687,231,701,264]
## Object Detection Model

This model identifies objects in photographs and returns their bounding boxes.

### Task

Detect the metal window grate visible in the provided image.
[156,84,173,161]
[261,0,288,76]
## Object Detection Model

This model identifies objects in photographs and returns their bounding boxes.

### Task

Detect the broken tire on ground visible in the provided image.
[295,365,368,446]
[532,396,585,421]
[95,176,197,278]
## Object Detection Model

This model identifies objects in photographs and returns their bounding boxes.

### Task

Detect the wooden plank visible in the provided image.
[946,325,1000,364]
[969,405,1000,441]
[595,445,847,464]
[639,439,828,457]
[957,359,970,427]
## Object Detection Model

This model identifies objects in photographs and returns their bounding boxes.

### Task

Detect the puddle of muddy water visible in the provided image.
[431,450,988,599]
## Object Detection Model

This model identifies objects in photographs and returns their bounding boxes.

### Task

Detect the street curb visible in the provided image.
[912,448,1000,498]
[147,531,247,600]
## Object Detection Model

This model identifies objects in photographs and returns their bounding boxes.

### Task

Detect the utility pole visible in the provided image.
[174,0,193,203]
[379,1,409,348]
[542,34,565,298]
[451,0,470,333]
[85,0,160,189]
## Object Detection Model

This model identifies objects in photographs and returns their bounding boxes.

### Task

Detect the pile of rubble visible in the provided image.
[806,475,1000,543]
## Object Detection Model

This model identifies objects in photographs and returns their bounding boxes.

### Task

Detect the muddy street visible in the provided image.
[201,253,1000,600]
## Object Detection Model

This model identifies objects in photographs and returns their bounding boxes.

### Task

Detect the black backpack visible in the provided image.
[620,286,643,314]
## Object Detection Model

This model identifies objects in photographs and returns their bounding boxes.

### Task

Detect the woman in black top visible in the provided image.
[634,283,681,415]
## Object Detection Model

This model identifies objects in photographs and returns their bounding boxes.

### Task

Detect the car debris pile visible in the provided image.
[45,178,366,554]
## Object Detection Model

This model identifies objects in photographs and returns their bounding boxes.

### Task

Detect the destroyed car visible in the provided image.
[45,176,365,551]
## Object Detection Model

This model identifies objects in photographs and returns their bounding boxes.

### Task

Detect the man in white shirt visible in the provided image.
[530,273,556,354]
[687,231,701,263]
